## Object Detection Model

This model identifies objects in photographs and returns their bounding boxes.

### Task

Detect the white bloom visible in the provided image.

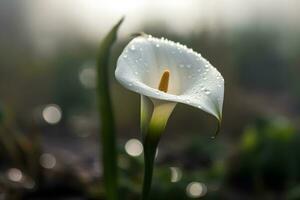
[115,35,224,125]
[116,35,225,198]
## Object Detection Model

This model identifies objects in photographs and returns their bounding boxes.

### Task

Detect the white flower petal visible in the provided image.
[115,35,224,120]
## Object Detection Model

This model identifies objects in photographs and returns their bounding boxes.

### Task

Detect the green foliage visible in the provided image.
[226,117,299,195]
[96,17,124,200]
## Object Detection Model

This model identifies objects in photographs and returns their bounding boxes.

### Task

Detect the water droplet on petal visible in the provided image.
[187,65,191,68]
[204,89,210,95]
[179,64,184,68]
[156,44,160,48]
[130,45,136,51]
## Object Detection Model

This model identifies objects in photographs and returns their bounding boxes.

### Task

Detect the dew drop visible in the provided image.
[179,64,184,68]
[130,45,136,51]
[186,64,191,68]
[156,44,160,48]
[204,89,210,95]
[123,54,127,58]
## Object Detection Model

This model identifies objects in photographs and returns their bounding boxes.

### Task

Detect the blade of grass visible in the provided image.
[96,17,124,200]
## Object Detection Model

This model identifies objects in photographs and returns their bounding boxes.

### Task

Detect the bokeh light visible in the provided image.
[40,153,57,169]
[186,182,207,198]
[6,168,23,182]
[79,64,97,89]
[170,167,182,183]
[24,179,35,189]
[42,104,62,124]
[125,138,143,157]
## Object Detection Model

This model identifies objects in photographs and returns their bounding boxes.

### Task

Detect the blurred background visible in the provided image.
[1,0,300,199]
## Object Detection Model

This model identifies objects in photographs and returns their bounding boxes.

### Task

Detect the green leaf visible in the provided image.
[96,17,124,200]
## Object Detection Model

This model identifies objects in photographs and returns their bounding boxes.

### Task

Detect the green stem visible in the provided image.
[142,132,159,200]
[141,101,176,200]
[96,18,123,200]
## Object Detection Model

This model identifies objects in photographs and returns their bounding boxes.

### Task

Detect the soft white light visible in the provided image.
[7,168,23,182]
[79,67,97,89]
[170,167,182,183]
[24,179,35,189]
[42,104,62,124]
[186,182,207,198]
[125,138,143,157]
[40,153,56,169]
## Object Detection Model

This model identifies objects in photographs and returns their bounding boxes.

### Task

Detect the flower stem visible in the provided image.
[141,101,176,200]
[142,131,159,200]
[96,17,123,200]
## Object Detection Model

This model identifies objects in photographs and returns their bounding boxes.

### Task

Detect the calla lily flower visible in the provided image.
[116,35,224,126]
[115,34,224,199]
